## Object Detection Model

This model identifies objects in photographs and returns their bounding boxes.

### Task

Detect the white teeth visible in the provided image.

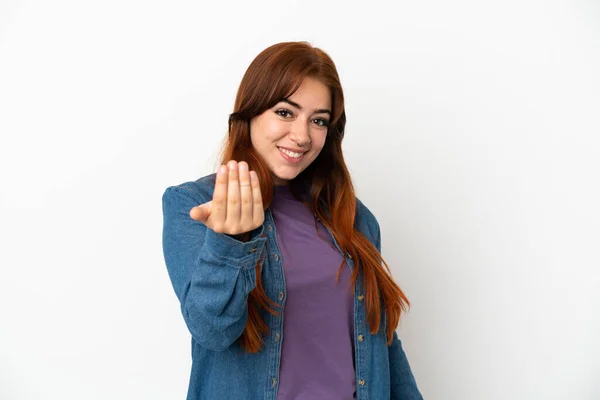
[279,148,303,158]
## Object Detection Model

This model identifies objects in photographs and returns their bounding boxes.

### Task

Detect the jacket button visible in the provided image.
[357,295,364,301]
[272,378,277,387]
[358,335,364,342]
[274,332,280,342]
[279,291,284,301]
[358,379,365,386]
[250,248,257,253]
[268,225,273,232]
[274,254,279,261]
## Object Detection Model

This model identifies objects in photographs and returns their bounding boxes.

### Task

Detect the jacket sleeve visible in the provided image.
[161,185,268,351]
[388,330,423,399]
[371,211,423,399]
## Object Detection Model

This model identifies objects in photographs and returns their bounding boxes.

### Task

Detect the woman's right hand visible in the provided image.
[189,160,265,235]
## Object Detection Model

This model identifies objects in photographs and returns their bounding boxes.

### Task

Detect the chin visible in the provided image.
[272,170,300,183]
[273,174,296,183]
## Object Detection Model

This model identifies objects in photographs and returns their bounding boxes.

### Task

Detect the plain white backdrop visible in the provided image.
[1,0,599,399]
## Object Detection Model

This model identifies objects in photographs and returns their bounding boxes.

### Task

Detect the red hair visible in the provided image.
[219,41,410,353]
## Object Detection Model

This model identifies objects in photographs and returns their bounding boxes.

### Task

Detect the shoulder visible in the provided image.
[355,197,377,223]
[354,197,381,247]
[162,173,217,204]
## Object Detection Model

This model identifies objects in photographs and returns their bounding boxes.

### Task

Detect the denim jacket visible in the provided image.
[162,173,423,400]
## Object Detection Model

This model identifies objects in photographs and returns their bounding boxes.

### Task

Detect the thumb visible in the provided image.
[189,201,212,222]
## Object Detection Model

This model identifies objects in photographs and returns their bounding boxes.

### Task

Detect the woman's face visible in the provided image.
[250,77,331,186]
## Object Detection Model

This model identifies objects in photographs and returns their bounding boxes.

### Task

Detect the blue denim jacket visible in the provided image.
[162,173,423,400]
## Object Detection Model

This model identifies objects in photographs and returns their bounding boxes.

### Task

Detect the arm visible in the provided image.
[161,185,267,351]
[371,211,423,399]
[388,330,423,400]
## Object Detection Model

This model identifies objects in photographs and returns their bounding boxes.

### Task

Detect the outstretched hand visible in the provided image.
[189,161,265,235]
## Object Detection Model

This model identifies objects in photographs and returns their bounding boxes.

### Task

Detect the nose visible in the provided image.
[289,119,311,147]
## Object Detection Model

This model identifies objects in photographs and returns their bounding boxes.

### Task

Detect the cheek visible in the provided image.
[263,120,287,141]
[251,118,287,144]
[312,132,328,151]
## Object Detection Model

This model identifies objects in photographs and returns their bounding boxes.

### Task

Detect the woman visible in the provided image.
[162,41,422,400]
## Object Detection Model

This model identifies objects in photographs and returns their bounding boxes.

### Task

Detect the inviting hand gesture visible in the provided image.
[189,161,265,235]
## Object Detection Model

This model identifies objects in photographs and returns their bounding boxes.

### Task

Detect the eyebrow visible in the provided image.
[281,99,331,115]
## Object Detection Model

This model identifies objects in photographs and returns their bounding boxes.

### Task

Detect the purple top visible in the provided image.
[271,184,356,399]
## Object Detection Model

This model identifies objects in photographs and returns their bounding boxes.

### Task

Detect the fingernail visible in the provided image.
[218,165,227,175]
[239,162,248,172]
[228,161,237,170]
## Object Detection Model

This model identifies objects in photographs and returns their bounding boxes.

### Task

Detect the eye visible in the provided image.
[312,118,330,127]
[275,109,293,118]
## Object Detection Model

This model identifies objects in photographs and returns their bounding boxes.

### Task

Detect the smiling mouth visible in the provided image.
[278,147,304,158]
[278,147,305,163]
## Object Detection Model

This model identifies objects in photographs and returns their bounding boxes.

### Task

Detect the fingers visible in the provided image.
[190,201,212,222]
[202,160,263,234]
[250,170,264,226]
[238,162,253,227]
[226,161,241,226]
[211,164,228,227]
[189,205,205,221]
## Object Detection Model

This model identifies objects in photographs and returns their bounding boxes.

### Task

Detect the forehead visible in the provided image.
[287,77,331,108]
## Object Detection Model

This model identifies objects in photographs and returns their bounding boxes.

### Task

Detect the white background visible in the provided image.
[1,0,599,399]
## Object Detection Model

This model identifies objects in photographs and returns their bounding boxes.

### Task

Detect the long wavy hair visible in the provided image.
[219,41,410,353]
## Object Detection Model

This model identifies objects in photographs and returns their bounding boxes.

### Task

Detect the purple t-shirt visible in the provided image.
[271,184,356,399]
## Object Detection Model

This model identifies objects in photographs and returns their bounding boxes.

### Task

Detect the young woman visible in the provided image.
[162,41,423,400]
